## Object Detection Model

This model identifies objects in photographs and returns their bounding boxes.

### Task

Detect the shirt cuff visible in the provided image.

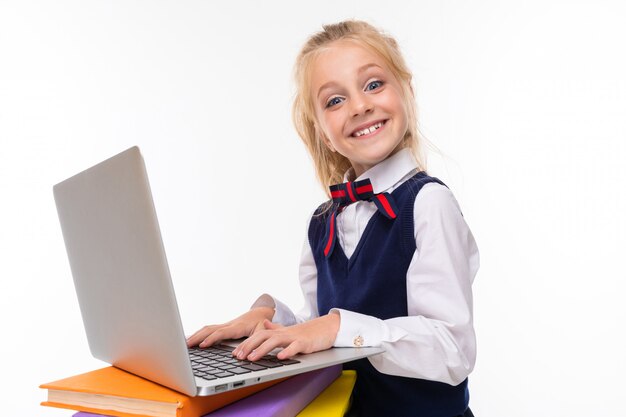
[250,293,297,326]
[330,308,389,348]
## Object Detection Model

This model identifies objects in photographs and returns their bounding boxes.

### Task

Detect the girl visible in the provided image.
[187,20,478,417]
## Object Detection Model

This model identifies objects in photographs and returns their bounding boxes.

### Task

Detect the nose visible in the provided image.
[350,93,374,118]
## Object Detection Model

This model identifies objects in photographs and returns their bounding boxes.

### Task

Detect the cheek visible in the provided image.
[390,97,409,131]
[381,86,408,118]
[321,113,345,139]
[398,105,409,131]
[316,117,340,150]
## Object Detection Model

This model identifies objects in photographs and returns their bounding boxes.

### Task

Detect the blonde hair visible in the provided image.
[292,20,426,196]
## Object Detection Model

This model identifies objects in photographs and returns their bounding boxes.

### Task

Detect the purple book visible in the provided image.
[207,365,341,417]
[72,364,342,417]
[73,413,115,417]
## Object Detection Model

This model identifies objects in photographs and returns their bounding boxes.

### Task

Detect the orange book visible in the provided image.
[40,366,286,417]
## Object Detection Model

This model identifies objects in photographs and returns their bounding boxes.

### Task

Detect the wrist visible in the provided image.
[326,311,341,341]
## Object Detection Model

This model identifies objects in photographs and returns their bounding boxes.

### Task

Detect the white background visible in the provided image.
[1,1,625,416]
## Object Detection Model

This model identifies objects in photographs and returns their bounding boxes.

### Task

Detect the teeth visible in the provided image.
[354,122,383,137]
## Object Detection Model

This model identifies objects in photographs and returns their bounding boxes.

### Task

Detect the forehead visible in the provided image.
[310,40,390,91]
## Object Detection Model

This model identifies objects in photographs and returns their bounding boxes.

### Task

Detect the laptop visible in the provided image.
[53,146,384,396]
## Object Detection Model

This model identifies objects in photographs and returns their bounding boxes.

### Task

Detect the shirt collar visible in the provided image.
[342,148,419,194]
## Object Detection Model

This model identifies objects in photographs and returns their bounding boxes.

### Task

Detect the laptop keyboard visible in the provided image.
[188,344,300,380]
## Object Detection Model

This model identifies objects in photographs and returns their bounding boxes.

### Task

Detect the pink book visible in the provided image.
[72,364,342,417]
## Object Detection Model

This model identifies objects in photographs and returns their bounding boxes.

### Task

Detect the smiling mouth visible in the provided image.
[351,120,387,137]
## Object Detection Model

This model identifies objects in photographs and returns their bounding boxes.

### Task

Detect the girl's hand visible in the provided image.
[232,313,340,361]
[186,306,275,348]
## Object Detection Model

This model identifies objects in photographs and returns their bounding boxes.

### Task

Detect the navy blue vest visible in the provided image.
[308,172,469,417]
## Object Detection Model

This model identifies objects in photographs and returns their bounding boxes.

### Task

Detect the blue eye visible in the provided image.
[326,97,343,108]
[366,80,383,91]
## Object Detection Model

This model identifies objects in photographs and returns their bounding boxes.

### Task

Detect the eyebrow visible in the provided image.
[316,63,383,99]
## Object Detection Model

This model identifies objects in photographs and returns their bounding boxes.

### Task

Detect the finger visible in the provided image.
[247,335,290,361]
[276,340,304,360]
[186,326,210,345]
[233,330,276,360]
[186,325,219,347]
[199,330,227,348]
[232,335,263,360]
[263,320,284,330]
[252,320,267,335]
[199,325,244,348]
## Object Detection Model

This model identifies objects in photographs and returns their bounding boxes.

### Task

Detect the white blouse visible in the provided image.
[253,148,479,386]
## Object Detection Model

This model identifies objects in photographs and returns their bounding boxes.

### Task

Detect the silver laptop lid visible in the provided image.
[53,146,198,396]
[53,146,385,397]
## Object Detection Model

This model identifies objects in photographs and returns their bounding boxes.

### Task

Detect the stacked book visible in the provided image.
[40,365,356,417]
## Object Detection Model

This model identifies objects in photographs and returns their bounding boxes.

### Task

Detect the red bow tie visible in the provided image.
[324,178,398,257]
